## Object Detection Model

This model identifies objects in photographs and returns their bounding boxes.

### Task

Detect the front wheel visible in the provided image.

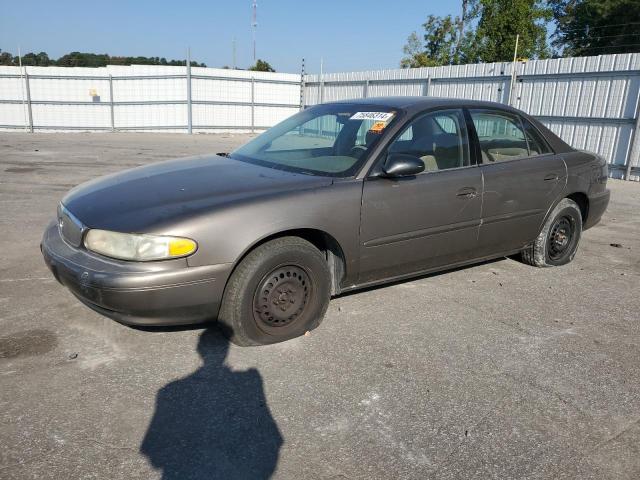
[521,198,583,267]
[218,237,331,346]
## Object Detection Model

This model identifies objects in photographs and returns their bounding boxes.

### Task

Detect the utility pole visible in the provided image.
[232,37,237,69]
[507,34,519,106]
[17,46,29,132]
[186,47,192,134]
[299,57,306,111]
[319,57,325,104]
[251,0,257,63]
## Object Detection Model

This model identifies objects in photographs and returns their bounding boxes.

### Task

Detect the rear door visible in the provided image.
[469,109,566,257]
[358,108,483,284]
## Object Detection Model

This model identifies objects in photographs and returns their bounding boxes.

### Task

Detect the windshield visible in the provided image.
[229,104,399,177]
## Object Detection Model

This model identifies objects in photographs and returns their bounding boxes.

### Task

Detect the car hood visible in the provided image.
[62,154,333,232]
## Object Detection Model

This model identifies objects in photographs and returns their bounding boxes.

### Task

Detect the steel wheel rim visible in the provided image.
[253,265,311,328]
[548,215,574,261]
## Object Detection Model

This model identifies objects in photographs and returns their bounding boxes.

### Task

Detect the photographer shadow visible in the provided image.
[140,328,283,479]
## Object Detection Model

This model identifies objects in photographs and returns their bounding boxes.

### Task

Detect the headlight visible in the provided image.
[84,229,197,261]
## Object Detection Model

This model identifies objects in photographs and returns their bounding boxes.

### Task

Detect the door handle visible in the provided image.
[456,187,477,199]
[543,173,559,181]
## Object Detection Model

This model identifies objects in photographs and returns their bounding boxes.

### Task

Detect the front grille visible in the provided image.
[57,204,85,247]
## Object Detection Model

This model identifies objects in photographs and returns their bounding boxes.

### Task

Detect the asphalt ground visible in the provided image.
[1,132,639,479]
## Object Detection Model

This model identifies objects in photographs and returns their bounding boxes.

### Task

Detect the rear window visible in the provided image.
[522,119,553,156]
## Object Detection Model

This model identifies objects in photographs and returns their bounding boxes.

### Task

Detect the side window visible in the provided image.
[433,115,457,134]
[522,118,553,156]
[388,109,470,172]
[470,110,528,163]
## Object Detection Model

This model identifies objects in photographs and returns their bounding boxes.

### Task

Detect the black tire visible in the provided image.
[521,198,583,267]
[218,236,331,346]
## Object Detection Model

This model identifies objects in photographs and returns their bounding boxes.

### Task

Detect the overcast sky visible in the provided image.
[0,0,457,73]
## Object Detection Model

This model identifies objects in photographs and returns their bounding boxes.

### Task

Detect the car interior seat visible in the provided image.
[481,138,528,162]
[411,117,462,171]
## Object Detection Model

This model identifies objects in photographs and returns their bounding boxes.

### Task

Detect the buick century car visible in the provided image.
[42,97,610,345]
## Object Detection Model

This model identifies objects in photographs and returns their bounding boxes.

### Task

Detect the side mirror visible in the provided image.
[382,153,425,178]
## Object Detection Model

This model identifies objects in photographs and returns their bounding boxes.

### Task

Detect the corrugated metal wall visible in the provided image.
[0,65,301,133]
[304,54,640,180]
[1,55,639,179]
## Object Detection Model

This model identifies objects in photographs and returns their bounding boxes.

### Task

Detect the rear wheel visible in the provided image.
[521,198,582,267]
[218,237,331,346]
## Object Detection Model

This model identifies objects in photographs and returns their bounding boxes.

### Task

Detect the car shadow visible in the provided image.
[140,328,283,479]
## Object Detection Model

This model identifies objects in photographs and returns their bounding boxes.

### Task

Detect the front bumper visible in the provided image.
[41,220,232,326]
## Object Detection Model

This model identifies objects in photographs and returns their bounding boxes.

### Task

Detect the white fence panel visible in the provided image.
[1,54,639,179]
[0,64,301,133]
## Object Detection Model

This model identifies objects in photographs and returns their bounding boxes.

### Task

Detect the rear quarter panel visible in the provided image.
[563,150,608,197]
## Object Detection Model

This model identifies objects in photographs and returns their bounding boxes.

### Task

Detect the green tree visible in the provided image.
[0,49,15,66]
[0,49,208,68]
[401,0,551,67]
[36,52,53,66]
[471,0,551,62]
[401,16,467,67]
[401,1,479,67]
[249,59,275,72]
[550,0,640,56]
[56,52,110,67]
[400,32,432,67]
[424,15,460,65]
[56,52,206,67]
[20,51,53,66]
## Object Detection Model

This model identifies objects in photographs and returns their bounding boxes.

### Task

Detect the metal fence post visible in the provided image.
[24,71,33,133]
[299,58,306,111]
[626,91,640,180]
[424,75,431,96]
[506,64,519,106]
[320,78,325,104]
[109,75,115,131]
[251,77,255,133]
[186,49,192,134]
[363,79,369,98]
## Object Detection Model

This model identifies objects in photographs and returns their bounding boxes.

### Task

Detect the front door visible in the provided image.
[469,109,567,256]
[359,108,483,284]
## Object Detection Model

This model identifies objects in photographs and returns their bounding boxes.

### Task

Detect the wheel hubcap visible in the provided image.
[548,216,574,260]
[253,266,310,328]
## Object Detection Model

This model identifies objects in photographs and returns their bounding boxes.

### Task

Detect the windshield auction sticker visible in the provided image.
[349,111,395,122]
[368,121,387,134]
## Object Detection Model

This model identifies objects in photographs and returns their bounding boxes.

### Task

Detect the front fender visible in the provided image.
[167,180,363,284]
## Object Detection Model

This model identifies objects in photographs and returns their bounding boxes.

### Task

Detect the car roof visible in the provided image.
[326,96,574,154]
[328,96,519,113]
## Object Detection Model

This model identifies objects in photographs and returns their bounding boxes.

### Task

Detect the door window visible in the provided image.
[522,119,553,156]
[388,109,470,172]
[470,111,529,163]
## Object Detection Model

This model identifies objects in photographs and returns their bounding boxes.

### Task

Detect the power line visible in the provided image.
[572,43,640,52]
[581,33,640,40]
[251,0,257,63]
[557,21,640,34]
